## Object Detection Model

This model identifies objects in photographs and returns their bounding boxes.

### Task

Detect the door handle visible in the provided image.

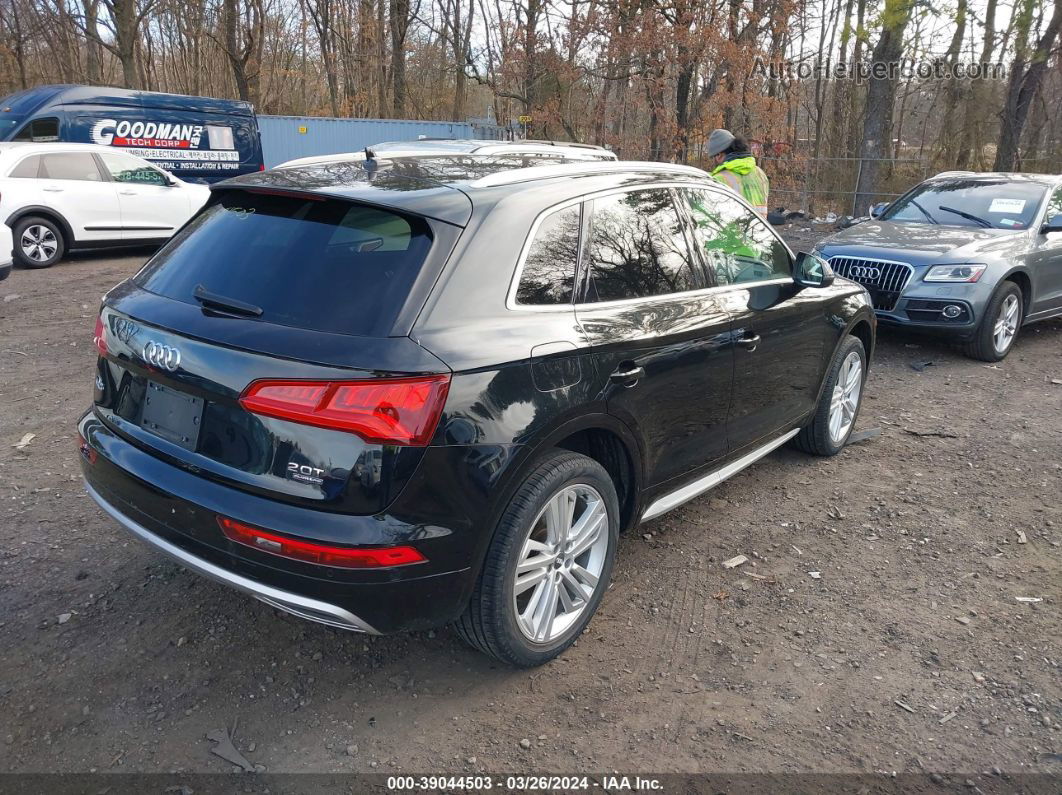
[119,190,138,196]
[736,333,761,352]
[42,186,63,192]
[609,365,645,386]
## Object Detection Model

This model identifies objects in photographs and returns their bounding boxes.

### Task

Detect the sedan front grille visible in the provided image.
[828,256,914,311]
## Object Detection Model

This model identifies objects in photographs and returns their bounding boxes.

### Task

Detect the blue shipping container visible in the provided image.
[258,115,502,167]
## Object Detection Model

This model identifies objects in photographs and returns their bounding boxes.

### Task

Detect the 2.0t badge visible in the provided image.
[143,340,181,372]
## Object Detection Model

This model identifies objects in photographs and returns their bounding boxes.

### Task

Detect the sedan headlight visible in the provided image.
[923,264,987,283]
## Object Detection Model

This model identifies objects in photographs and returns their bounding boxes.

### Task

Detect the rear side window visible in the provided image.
[135,191,433,337]
[583,188,705,302]
[13,117,59,142]
[9,155,41,178]
[516,204,581,305]
[40,153,104,181]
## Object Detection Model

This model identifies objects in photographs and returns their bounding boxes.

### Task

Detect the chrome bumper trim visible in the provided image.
[641,429,800,522]
[85,482,380,634]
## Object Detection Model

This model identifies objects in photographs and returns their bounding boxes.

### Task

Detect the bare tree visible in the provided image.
[995,0,1062,170]
[853,0,915,214]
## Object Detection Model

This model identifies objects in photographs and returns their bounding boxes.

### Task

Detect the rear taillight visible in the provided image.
[239,375,450,446]
[93,316,108,357]
[217,516,426,568]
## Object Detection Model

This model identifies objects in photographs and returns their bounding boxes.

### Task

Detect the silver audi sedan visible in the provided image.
[815,172,1062,360]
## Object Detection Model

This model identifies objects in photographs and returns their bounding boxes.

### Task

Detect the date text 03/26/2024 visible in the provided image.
[386,775,663,791]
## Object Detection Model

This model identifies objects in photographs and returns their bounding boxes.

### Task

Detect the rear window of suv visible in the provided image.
[134,191,433,337]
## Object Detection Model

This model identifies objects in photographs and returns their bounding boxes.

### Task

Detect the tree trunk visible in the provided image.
[994,0,1062,170]
[853,0,914,214]
[376,0,388,117]
[224,0,252,101]
[389,0,409,116]
[845,0,868,163]
[84,0,103,83]
[957,0,996,168]
[109,0,140,88]
[936,0,967,166]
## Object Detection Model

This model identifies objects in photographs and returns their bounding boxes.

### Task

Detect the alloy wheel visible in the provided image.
[828,350,863,445]
[512,484,609,644]
[21,225,58,263]
[993,294,1020,354]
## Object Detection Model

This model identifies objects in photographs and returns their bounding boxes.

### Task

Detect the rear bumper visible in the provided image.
[86,482,380,633]
[79,411,494,634]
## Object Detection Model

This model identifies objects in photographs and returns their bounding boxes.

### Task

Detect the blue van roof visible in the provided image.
[0,84,256,117]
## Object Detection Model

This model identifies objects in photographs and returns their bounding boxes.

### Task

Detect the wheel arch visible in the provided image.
[847,315,875,366]
[811,306,876,412]
[475,413,645,566]
[6,206,75,248]
[999,268,1032,319]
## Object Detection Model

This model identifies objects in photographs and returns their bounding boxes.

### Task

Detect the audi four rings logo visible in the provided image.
[143,341,181,371]
[848,265,882,280]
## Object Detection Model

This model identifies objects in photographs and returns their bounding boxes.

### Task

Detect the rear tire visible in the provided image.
[963,281,1022,362]
[454,450,619,667]
[13,216,65,269]
[794,335,866,456]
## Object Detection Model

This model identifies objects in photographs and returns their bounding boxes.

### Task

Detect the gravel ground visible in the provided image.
[0,243,1059,782]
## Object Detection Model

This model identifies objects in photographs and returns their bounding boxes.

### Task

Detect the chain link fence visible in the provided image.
[756,155,931,218]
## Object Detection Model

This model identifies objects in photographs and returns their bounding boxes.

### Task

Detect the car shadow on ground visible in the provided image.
[11,245,162,273]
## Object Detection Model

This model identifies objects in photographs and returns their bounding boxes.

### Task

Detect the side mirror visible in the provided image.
[794,251,836,288]
[1040,214,1062,234]
[869,201,889,219]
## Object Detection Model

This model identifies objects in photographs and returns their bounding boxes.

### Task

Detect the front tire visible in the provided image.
[13,216,65,269]
[963,281,1022,362]
[455,450,619,667]
[795,335,867,456]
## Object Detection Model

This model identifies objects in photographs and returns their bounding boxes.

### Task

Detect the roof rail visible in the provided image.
[932,170,977,178]
[468,160,709,188]
[517,140,610,151]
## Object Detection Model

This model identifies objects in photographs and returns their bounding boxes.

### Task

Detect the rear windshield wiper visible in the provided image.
[193,284,263,317]
[938,205,993,228]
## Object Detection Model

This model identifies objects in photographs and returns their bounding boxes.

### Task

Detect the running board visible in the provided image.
[640,429,800,522]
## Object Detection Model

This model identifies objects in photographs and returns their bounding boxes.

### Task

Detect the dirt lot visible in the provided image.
[0,243,1059,781]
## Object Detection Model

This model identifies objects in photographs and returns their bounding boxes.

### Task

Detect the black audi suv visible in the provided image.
[80,155,875,666]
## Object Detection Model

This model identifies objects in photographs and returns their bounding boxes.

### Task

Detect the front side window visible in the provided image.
[13,117,59,142]
[584,188,705,302]
[39,153,103,181]
[99,152,169,186]
[682,188,791,285]
[516,204,581,305]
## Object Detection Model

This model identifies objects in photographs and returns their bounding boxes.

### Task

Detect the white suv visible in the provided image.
[0,142,209,269]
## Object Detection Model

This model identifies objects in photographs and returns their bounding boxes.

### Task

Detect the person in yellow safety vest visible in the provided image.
[705,129,769,217]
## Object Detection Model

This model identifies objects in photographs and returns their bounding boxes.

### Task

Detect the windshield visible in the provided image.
[884,179,1046,230]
